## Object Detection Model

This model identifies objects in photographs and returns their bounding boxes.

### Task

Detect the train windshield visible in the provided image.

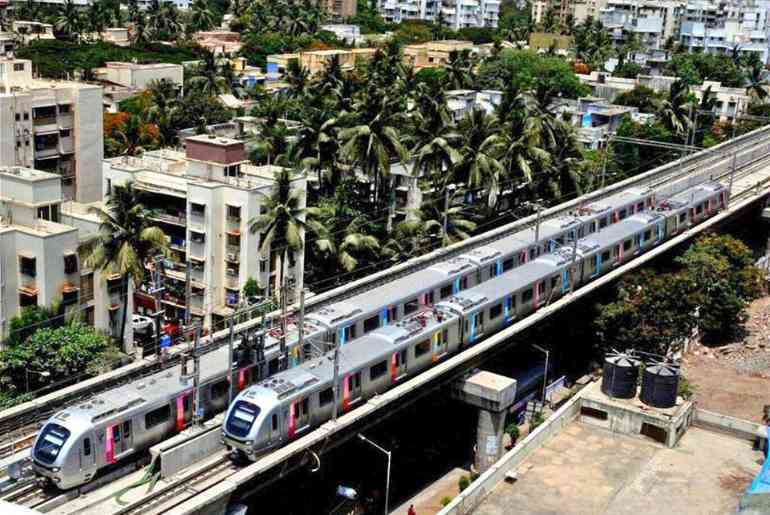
[34,423,71,464]
[226,400,260,438]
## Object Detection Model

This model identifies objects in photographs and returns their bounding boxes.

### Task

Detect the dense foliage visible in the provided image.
[595,235,765,355]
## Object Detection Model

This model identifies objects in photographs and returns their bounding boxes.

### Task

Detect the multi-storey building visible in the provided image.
[0,167,130,351]
[599,0,684,50]
[0,57,103,203]
[102,136,307,332]
[378,0,500,28]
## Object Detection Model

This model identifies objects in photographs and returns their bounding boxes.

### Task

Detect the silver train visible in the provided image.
[31,180,726,487]
[222,182,728,460]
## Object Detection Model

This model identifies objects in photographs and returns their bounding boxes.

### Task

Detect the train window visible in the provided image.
[370,360,388,380]
[502,258,514,271]
[506,296,515,312]
[587,223,596,235]
[599,217,608,229]
[460,276,469,290]
[350,372,362,389]
[601,250,611,262]
[442,329,448,343]
[123,421,131,439]
[488,264,496,277]
[272,414,278,431]
[426,291,435,304]
[644,230,652,241]
[636,202,644,212]
[415,339,431,357]
[113,426,121,442]
[490,303,502,319]
[268,359,279,375]
[386,306,397,322]
[529,248,537,260]
[679,213,687,224]
[522,289,533,303]
[145,405,171,430]
[404,298,419,315]
[83,438,91,456]
[623,239,632,251]
[619,208,627,220]
[364,315,379,333]
[695,204,703,214]
[319,388,334,406]
[550,276,559,290]
[440,284,453,299]
[211,379,229,399]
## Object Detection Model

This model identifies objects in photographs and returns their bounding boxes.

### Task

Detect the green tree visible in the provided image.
[306,200,380,273]
[79,183,168,351]
[55,0,82,41]
[248,168,306,297]
[5,305,63,348]
[190,0,216,31]
[188,49,229,96]
[242,277,260,299]
[613,85,662,114]
[453,108,505,208]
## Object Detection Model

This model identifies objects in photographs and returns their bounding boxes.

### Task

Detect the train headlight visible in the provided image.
[52,467,60,473]
[245,440,253,446]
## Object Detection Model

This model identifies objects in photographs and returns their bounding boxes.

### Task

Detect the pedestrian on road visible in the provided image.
[408,504,416,515]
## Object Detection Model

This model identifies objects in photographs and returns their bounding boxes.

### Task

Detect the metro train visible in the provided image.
[29,180,725,488]
[221,181,728,460]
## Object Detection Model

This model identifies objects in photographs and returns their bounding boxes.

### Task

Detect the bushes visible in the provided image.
[458,475,471,492]
[441,496,453,507]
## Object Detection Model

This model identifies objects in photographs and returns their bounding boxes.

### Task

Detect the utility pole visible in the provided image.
[532,344,549,415]
[442,184,456,247]
[569,235,579,293]
[533,202,542,257]
[298,288,307,361]
[357,434,392,515]
[228,314,235,405]
[332,336,340,424]
[184,259,192,326]
[150,256,166,359]
[279,275,288,370]
[192,325,202,426]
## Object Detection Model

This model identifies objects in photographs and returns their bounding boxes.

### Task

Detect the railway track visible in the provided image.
[0,126,769,456]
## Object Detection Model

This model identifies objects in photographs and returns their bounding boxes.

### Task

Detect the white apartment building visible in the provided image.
[102,136,307,332]
[680,0,770,62]
[378,0,500,28]
[0,57,104,203]
[599,0,684,49]
[93,61,184,91]
[0,167,130,351]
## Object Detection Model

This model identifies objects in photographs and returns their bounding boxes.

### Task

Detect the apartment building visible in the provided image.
[92,61,184,91]
[680,1,770,62]
[0,57,103,203]
[599,0,683,49]
[403,40,477,68]
[102,136,307,332]
[0,167,130,351]
[378,0,500,28]
[319,0,356,18]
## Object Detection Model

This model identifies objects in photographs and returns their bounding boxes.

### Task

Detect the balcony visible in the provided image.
[225,246,240,263]
[149,211,187,227]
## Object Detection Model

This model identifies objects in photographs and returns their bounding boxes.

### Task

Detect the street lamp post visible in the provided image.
[532,344,549,413]
[25,369,50,394]
[358,433,392,515]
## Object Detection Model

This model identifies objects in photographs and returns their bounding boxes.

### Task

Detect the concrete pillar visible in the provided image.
[453,370,517,474]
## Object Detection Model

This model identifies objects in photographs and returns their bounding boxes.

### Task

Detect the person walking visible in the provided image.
[407,504,416,515]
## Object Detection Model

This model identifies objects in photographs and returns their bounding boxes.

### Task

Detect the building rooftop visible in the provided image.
[0,166,59,183]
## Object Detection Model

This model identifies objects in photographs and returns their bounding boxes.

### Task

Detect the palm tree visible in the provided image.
[79,182,168,352]
[306,203,379,273]
[190,0,216,31]
[188,50,228,96]
[454,109,505,208]
[286,59,310,98]
[248,168,306,299]
[421,192,477,246]
[745,61,769,102]
[56,0,82,41]
[339,90,408,223]
[131,16,149,45]
[86,1,107,36]
[144,79,180,146]
[657,80,692,139]
[114,114,152,156]
[289,107,342,190]
[382,219,431,262]
[445,49,474,89]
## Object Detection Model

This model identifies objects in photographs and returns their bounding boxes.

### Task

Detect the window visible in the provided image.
[190,203,205,216]
[272,414,278,431]
[83,437,91,456]
[488,264,496,277]
[191,231,205,243]
[224,164,241,177]
[619,208,627,220]
[225,400,260,438]
[211,379,229,399]
[623,239,632,251]
[59,104,70,113]
[679,212,687,224]
[14,63,24,71]
[64,253,77,274]
[404,298,419,315]
[15,113,20,122]
[550,275,559,290]
[227,233,240,247]
[503,258,514,271]
[695,204,703,215]
[19,255,36,277]
[319,387,334,406]
[426,291,434,305]
[601,250,611,262]
[145,404,171,429]
[415,339,431,357]
[23,112,28,121]
[370,360,388,380]
[123,421,131,439]
[599,217,608,229]
[440,284,453,299]
[522,288,533,303]
[636,202,644,212]
[364,315,379,333]
[227,205,241,220]
[60,129,71,138]
[490,303,502,319]
[644,230,652,241]
[34,423,70,464]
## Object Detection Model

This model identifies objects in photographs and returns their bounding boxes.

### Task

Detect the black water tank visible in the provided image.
[601,352,640,399]
[640,364,680,409]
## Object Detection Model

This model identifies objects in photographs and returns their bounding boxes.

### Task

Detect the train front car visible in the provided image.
[222,385,281,461]
[32,413,92,490]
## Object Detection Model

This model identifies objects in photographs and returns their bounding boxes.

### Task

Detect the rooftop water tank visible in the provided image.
[640,363,680,409]
[601,352,640,399]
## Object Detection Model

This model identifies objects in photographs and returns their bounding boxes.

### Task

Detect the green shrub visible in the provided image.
[530,412,545,431]
[505,422,520,442]
[458,475,471,492]
[441,496,453,507]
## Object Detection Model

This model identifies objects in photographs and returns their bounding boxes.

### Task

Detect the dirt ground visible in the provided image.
[683,296,770,423]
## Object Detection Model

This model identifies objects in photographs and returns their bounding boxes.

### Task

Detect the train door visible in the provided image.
[176,391,192,432]
[504,295,515,323]
[269,412,281,444]
[289,397,310,439]
[391,349,407,382]
[338,324,355,345]
[534,281,545,309]
[433,329,448,360]
[80,433,96,477]
[719,191,726,209]
[656,222,665,243]
[343,372,362,411]
[120,420,132,453]
[561,269,570,294]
